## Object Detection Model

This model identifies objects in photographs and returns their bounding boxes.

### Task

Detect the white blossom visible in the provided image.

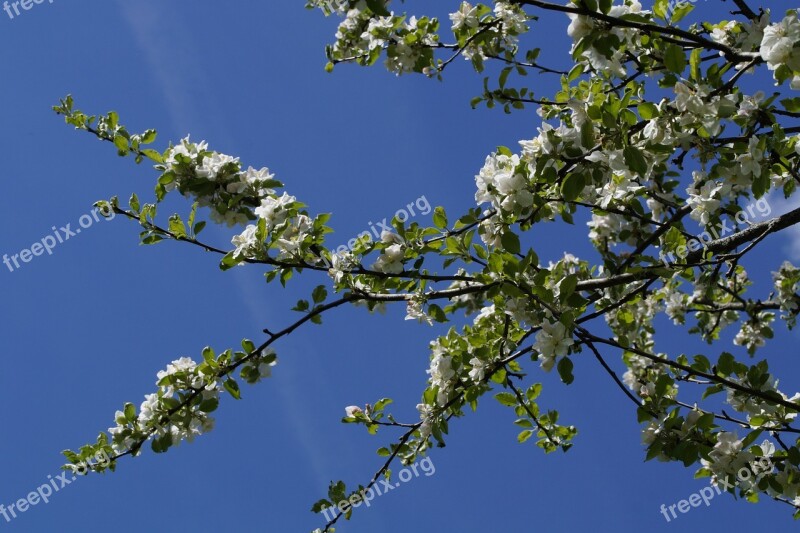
[534,319,574,371]
[231,224,260,259]
[196,152,239,181]
[760,13,800,73]
[687,176,726,226]
[372,243,405,274]
[450,2,479,31]
[255,192,296,229]
[405,295,433,325]
[345,405,363,417]
[468,356,488,383]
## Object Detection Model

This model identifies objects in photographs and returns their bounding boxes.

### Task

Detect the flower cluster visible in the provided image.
[330,7,439,75]
[416,402,436,439]
[686,175,727,227]
[108,356,218,455]
[103,343,277,458]
[733,314,774,355]
[228,187,328,266]
[405,294,433,325]
[324,1,531,76]
[484,2,529,55]
[533,319,574,372]
[445,269,486,315]
[725,372,800,426]
[160,136,278,227]
[566,0,646,76]
[328,249,359,287]
[773,261,800,326]
[699,433,779,494]
[622,350,676,401]
[760,11,800,88]
[427,341,457,407]
[475,152,533,218]
[371,231,407,273]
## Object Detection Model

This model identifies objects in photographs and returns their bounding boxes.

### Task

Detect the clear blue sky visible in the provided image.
[0,1,798,531]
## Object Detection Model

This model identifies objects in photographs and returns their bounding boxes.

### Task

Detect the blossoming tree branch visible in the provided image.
[55,0,800,530]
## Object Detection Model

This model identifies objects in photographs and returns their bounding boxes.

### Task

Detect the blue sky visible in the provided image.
[0,1,799,531]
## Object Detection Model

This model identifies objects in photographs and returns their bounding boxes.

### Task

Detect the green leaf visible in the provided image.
[428,304,448,323]
[220,251,239,271]
[558,275,579,302]
[495,392,518,407]
[580,122,595,149]
[141,149,163,163]
[365,0,390,16]
[637,102,659,120]
[690,48,702,81]
[113,134,129,155]
[187,202,198,234]
[623,146,648,175]
[781,97,800,113]
[560,172,586,202]
[312,285,328,304]
[168,214,187,239]
[652,0,668,19]
[141,129,157,144]
[202,346,216,363]
[501,231,521,254]
[557,357,574,385]
[692,354,711,372]
[499,67,512,89]
[123,403,136,422]
[567,64,584,82]
[199,397,219,413]
[670,2,694,22]
[491,367,507,384]
[517,429,534,443]
[526,383,542,401]
[702,384,724,399]
[373,398,393,412]
[433,206,448,229]
[151,432,172,453]
[741,429,763,448]
[637,406,654,423]
[224,378,241,400]
[716,352,735,375]
[141,234,163,245]
[664,44,686,74]
[788,447,800,466]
